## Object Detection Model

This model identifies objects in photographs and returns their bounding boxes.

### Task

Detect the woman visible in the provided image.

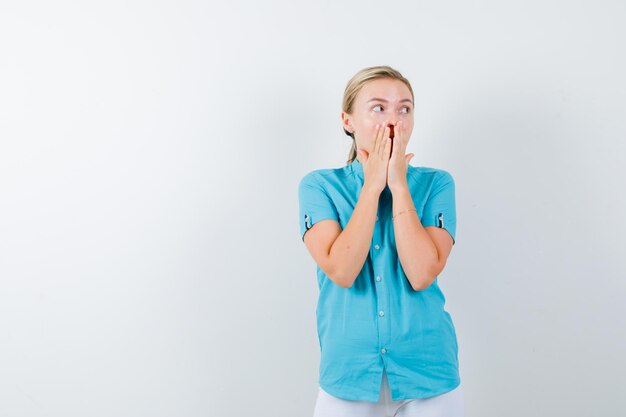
[298,65,464,417]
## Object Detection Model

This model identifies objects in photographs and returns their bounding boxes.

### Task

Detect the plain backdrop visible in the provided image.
[1,1,625,416]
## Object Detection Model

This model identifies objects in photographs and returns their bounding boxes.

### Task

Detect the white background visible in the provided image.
[1,1,625,416]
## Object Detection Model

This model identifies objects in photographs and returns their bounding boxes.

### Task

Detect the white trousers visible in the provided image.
[312,369,464,417]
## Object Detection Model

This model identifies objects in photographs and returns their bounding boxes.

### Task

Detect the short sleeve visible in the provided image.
[298,173,340,241]
[421,170,457,245]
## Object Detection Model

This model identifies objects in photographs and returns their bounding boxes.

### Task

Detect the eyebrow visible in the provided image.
[367,98,414,105]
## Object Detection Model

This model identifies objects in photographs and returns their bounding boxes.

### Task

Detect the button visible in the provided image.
[374,244,380,250]
[376,275,381,282]
[378,310,385,317]
[381,348,387,354]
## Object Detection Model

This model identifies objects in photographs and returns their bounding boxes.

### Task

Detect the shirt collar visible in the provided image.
[348,157,394,196]
[349,158,364,181]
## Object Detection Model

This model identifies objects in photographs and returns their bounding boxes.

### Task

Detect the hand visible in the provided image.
[387,120,414,193]
[357,123,392,194]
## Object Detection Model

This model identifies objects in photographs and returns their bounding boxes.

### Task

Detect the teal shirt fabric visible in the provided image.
[298,158,460,403]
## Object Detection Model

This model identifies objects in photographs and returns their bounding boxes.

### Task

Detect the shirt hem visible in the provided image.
[319,376,461,403]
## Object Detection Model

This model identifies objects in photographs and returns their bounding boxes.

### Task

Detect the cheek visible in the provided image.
[366,113,385,123]
[401,121,414,134]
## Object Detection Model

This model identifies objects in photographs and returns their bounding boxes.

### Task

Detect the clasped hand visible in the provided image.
[356,120,414,194]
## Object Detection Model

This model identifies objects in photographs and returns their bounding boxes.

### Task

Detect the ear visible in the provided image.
[341,112,354,133]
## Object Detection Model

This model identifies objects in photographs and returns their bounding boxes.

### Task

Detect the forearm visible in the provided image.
[328,186,380,288]
[391,186,439,290]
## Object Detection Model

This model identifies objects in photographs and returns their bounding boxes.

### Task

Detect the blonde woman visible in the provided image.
[299,66,464,417]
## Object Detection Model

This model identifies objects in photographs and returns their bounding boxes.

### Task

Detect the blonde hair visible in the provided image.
[342,66,414,164]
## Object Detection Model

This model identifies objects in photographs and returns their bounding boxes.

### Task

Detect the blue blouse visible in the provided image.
[298,158,460,402]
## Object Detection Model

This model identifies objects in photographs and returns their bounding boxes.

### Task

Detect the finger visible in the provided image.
[395,121,405,153]
[379,124,390,158]
[374,123,384,155]
[383,138,393,160]
[383,129,393,161]
[394,121,400,147]
[388,123,396,159]
[371,124,380,155]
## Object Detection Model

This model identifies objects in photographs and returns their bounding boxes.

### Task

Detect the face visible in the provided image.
[341,77,415,156]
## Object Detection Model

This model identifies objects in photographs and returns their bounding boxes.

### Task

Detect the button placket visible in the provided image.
[372,215,389,359]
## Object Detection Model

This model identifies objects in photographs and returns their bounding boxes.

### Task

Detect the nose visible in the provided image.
[385,119,398,127]
[384,120,401,139]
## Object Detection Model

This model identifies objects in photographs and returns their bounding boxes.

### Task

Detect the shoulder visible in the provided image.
[299,165,351,188]
[407,164,455,186]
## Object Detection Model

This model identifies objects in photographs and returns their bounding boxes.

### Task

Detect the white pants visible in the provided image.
[312,369,464,417]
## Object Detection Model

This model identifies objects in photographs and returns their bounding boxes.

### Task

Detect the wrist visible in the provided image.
[362,182,383,196]
[392,208,417,221]
[389,182,409,195]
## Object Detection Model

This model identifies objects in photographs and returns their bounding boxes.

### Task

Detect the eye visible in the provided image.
[372,104,411,113]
